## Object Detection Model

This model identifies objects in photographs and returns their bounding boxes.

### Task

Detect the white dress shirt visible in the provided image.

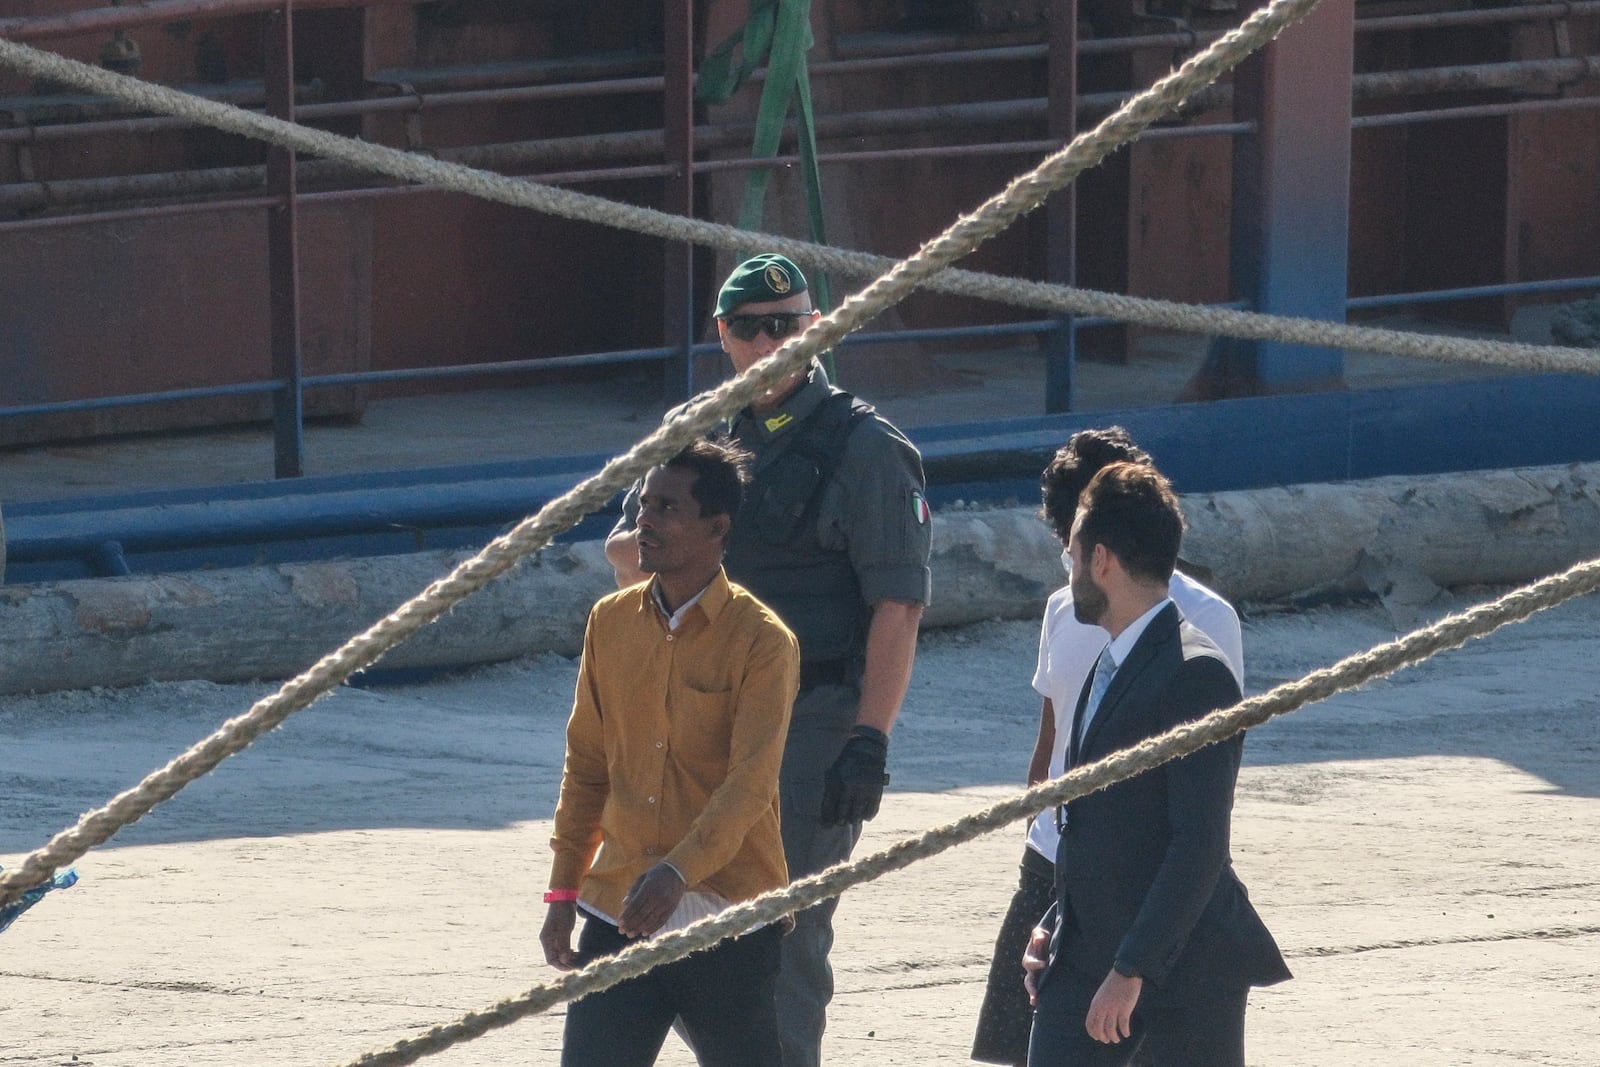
[1024,571,1243,860]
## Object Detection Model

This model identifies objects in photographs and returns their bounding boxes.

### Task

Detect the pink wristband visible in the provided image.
[543,889,579,904]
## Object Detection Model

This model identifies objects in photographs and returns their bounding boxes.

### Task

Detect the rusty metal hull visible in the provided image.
[0,200,370,446]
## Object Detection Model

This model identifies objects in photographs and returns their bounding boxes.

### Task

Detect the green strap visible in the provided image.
[697,0,778,105]
[792,55,835,377]
[698,0,836,379]
[792,64,830,286]
[733,0,810,231]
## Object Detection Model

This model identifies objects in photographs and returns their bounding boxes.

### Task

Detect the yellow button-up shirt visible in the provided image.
[549,569,799,920]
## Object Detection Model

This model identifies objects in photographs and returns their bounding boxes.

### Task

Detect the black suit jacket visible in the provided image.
[1047,601,1291,1003]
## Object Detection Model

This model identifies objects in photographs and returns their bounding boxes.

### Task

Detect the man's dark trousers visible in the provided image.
[561,915,783,1067]
[775,680,862,1066]
[1026,942,1248,1066]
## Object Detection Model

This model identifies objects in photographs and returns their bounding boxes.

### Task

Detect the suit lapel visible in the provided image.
[1077,603,1180,762]
[1067,669,1093,768]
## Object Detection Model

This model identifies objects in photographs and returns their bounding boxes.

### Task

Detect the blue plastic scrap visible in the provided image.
[0,866,79,935]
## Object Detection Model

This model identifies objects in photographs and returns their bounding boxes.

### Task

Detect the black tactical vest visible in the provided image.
[724,391,874,670]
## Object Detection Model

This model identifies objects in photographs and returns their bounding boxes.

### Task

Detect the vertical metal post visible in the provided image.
[1043,0,1079,413]
[1228,0,1354,394]
[266,0,304,477]
[662,0,696,402]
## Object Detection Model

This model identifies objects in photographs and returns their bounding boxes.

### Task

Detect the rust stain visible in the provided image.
[282,564,360,610]
[73,584,152,636]
[153,576,217,608]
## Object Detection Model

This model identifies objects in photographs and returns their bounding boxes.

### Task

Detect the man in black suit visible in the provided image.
[1023,462,1290,1066]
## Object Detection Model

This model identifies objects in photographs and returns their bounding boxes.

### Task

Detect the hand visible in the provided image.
[821,727,890,825]
[617,863,686,938]
[540,902,579,970]
[1021,924,1052,1006]
[1084,968,1142,1044]
[603,528,647,588]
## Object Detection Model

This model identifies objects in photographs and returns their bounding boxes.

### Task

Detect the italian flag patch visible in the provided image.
[911,491,930,525]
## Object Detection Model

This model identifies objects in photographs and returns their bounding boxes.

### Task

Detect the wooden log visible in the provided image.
[1185,461,1600,604]
[3,462,1599,695]
[0,542,615,696]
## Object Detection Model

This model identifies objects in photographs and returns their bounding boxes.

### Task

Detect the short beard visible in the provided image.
[1071,571,1109,627]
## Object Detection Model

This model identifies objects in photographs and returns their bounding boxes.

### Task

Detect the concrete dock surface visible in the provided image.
[2,588,1597,1066]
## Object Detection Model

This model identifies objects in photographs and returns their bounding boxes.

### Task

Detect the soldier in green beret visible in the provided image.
[608,253,932,1067]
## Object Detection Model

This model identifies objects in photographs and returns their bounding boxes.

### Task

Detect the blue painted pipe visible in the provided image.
[7,373,1600,584]
[7,471,621,578]
[89,540,131,577]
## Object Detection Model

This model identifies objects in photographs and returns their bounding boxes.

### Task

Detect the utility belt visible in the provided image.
[799,656,862,691]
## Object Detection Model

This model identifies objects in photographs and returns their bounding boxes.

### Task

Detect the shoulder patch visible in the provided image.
[911,491,930,525]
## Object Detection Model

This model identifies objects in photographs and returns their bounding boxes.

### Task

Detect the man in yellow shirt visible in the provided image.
[541,438,800,1067]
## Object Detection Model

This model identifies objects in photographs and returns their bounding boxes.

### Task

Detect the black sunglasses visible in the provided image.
[721,311,811,342]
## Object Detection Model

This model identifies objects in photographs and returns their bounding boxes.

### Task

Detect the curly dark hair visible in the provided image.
[1040,426,1153,541]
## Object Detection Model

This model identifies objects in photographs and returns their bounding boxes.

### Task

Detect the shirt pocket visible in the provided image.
[668,684,736,767]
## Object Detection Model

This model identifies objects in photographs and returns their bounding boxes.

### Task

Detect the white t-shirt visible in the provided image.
[1023,571,1244,860]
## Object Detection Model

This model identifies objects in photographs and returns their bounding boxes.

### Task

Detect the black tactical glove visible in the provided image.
[820,726,890,826]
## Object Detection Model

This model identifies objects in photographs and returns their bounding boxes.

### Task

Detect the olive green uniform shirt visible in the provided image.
[611,365,932,664]
[728,368,931,613]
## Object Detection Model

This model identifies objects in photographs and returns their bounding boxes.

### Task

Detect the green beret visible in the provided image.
[715,254,809,316]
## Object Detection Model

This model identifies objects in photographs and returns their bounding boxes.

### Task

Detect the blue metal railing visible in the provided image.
[4,272,1595,426]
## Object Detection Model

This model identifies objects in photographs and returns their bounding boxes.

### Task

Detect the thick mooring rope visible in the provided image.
[335,554,1600,1067]
[0,0,1338,908]
[0,35,1596,376]
[0,15,1597,1067]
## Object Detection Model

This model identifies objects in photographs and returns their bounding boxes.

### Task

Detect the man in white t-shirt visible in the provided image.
[971,428,1243,1067]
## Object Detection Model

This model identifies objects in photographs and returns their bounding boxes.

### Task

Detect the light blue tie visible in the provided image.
[1058,645,1120,831]
[1079,644,1118,748]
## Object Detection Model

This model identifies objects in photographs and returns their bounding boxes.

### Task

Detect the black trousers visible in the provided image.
[973,847,1057,1065]
[561,914,783,1067]
[1027,957,1248,1067]
[977,851,1157,1067]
